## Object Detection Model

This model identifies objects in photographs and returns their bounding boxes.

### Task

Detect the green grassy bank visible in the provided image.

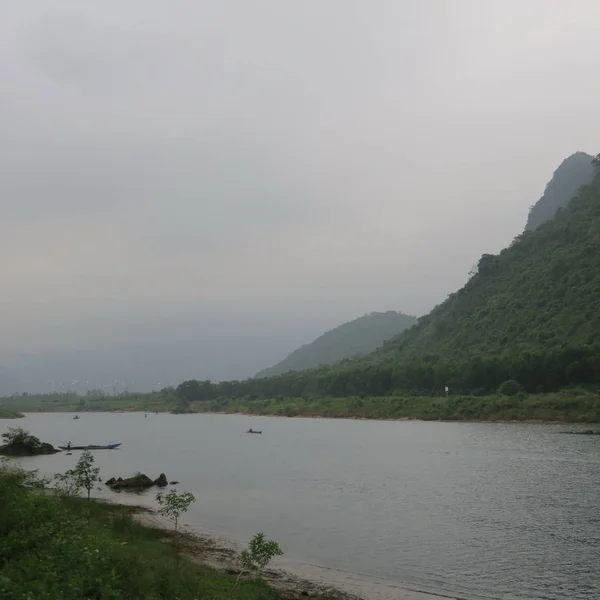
[191,389,600,422]
[0,409,24,419]
[3,388,600,422]
[0,465,283,600]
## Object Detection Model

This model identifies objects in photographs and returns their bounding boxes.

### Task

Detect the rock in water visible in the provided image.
[154,473,168,487]
[108,473,155,491]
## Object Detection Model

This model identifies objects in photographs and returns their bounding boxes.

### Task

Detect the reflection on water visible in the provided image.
[3,413,599,600]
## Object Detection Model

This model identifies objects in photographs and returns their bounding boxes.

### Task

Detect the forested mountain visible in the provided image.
[176,154,600,402]
[525,152,595,231]
[256,311,417,377]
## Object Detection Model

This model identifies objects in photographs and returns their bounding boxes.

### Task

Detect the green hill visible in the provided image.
[525,152,595,231]
[173,153,600,404]
[256,311,417,377]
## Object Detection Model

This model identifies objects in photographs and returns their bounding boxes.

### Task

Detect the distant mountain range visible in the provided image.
[256,311,417,378]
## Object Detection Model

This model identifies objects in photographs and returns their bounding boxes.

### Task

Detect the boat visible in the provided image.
[73,415,79,420]
[246,429,262,434]
[58,443,122,451]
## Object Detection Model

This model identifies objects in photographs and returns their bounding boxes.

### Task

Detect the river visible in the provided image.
[2,413,599,600]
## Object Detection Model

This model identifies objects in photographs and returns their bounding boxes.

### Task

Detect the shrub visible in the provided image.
[498,380,523,396]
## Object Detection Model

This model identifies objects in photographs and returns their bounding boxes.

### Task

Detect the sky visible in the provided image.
[1,1,600,390]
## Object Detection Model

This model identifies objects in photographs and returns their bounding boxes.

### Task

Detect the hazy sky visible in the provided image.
[2,1,600,376]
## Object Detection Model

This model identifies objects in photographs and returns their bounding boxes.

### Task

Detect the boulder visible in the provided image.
[108,473,155,491]
[154,473,168,487]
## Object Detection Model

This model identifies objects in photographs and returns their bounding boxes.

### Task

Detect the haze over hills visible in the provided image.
[256,311,417,378]
[3,153,598,399]
[525,152,595,231]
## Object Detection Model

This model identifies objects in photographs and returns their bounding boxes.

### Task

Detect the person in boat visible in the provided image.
[247,428,254,433]
[67,441,72,451]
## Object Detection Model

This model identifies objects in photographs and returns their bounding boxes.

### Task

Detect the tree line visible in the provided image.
[176,343,600,404]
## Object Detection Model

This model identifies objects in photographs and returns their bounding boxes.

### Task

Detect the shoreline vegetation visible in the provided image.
[0,463,361,600]
[2,388,600,422]
[0,409,24,419]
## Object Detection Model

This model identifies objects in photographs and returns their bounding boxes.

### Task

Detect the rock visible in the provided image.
[169,481,179,485]
[154,473,168,487]
[108,473,155,491]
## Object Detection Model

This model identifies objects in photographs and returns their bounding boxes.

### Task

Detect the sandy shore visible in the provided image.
[131,507,459,600]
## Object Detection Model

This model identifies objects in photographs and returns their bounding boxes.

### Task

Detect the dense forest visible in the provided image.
[525,152,595,231]
[173,154,600,404]
[256,311,416,377]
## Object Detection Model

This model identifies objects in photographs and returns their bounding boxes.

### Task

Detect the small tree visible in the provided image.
[230,533,283,596]
[54,450,100,500]
[498,379,523,397]
[156,489,195,566]
[1,427,41,452]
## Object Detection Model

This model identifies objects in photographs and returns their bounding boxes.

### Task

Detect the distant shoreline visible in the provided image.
[9,407,600,426]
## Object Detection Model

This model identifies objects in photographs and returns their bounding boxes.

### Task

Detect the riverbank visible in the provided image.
[0,466,359,600]
[0,463,442,600]
[192,390,600,423]
[3,388,600,422]
[0,409,24,419]
[128,503,450,600]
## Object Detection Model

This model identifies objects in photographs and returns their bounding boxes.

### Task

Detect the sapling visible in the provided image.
[156,489,195,567]
[230,532,283,597]
[54,450,100,500]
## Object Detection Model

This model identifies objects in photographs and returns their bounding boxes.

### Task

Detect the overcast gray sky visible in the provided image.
[2,1,600,381]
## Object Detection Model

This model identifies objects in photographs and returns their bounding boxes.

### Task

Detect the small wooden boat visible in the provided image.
[246,429,262,434]
[58,443,122,451]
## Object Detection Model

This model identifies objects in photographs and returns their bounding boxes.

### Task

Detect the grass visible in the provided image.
[191,389,600,422]
[3,389,600,422]
[0,465,281,600]
[0,409,24,419]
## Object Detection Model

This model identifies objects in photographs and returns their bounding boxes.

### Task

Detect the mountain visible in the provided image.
[175,153,600,400]
[255,311,417,377]
[525,152,595,231]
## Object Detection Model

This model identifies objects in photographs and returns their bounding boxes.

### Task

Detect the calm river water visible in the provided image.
[2,413,599,600]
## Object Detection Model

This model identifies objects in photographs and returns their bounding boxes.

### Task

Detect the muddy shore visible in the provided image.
[127,505,458,600]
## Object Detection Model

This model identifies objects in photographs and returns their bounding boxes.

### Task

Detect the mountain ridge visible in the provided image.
[525,151,595,231]
[255,311,417,378]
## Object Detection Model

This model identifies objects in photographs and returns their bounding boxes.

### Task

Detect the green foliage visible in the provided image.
[156,489,196,531]
[156,489,195,566]
[195,391,600,422]
[54,450,101,500]
[256,311,417,378]
[0,409,24,419]
[1,427,41,451]
[240,533,283,575]
[231,533,283,597]
[0,467,279,600]
[498,380,523,396]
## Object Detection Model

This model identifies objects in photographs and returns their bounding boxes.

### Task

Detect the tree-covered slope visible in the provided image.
[383,154,600,362]
[175,154,600,399]
[525,152,595,231]
[256,311,417,377]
